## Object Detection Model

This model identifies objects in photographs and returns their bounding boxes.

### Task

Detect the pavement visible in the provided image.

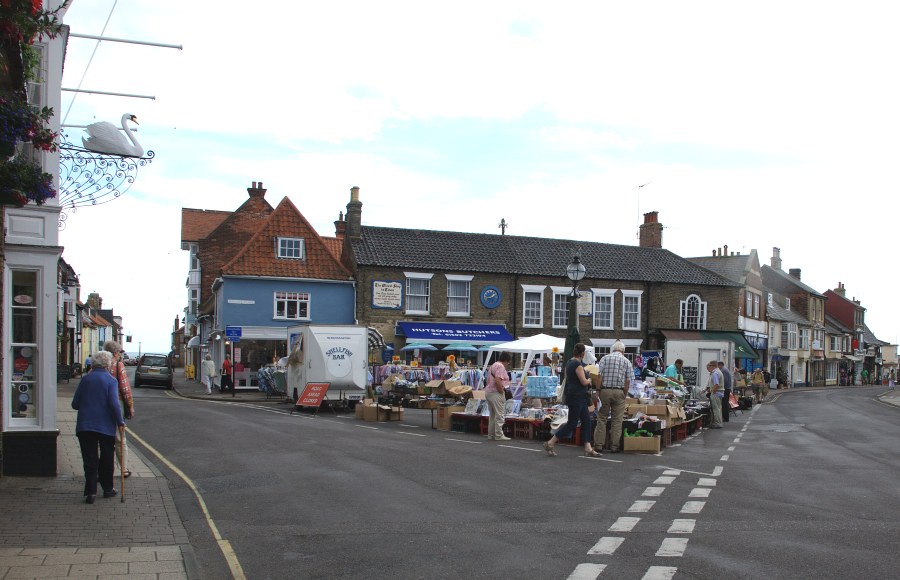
[1,370,897,580]
[0,369,279,580]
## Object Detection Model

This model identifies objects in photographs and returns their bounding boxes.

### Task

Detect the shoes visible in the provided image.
[495,435,511,441]
[84,495,95,504]
[584,449,602,458]
[486,435,494,440]
[543,441,557,457]
[123,470,132,479]
[103,488,118,499]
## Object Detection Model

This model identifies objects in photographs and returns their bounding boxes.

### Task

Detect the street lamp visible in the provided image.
[563,254,586,366]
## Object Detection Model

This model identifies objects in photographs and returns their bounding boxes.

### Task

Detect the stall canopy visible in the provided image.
[481,333,566,383]
[187,336,200,347]
[662,329,760,360]
[397,321,513,344]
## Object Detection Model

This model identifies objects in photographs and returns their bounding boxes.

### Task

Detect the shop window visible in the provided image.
[405,272,433,315]
[592,289,614,330]
[10,270,39,419]
[522,285,544,327]
[446,275,472,317]
[276,237,304,259]
[679,294,707,330]
[622,290,642,330]
[274,291,310,320]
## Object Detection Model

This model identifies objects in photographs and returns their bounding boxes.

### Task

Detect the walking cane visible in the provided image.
[119,425,126,503]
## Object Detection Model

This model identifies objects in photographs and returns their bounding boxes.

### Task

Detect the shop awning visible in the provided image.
[367,327,387,349]
[843,354,864,361]
[396,321,513,344]
[661,329,760,360]
[187,336,200,348]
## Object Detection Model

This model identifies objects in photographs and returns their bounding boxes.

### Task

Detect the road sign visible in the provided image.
[296,382,329,408]
[225,326,242,342]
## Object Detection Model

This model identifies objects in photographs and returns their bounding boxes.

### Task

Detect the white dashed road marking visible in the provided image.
[680,501,706,514]
[656,537,689,557]
[668,519,696,534]
[654,476,676,485]
[628,500,656,513]
[643,487,665,497]
[642,566,678,580]
[567,563,606,580]
[689,488,711,498]
[698,478,717,486]
[587,537,625,555]
[609,517,640,532]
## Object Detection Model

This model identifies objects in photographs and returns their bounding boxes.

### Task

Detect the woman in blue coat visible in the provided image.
[71,351,125,504]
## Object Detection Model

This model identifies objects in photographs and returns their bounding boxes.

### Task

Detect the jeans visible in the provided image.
[594,389,626,450]
[722,389,731,421]
[555,395,592,445]
[485,391,506,438]
[77,431,116,496]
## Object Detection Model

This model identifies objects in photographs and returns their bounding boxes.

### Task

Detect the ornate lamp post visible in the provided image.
[563,254,586,367]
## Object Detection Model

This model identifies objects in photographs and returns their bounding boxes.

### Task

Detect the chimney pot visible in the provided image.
[724,244,728,256]
[789,268,801,280]
[638,210,663,248]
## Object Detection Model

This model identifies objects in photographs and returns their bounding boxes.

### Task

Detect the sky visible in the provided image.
[57,0,900,353]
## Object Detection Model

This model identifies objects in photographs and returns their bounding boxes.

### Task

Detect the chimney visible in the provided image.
[87,292,102,309]
[789,268,801,280]
[334,211,346,238]
[834,282,846,297]
[247,180,267,198]
[345,186,363,239]
[771,247,782,270]
[723,244,728,256]
[638,211,663,248]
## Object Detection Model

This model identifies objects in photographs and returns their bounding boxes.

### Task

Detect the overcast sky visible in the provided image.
[58,0,900,353]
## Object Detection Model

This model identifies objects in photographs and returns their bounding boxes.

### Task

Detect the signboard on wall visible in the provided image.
[682,366,698,386]
[372,281,403,309]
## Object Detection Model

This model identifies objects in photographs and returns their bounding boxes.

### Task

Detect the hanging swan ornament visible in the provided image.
[82,114,144,157]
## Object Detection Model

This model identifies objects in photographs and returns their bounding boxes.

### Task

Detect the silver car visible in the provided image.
[134,353,173,389]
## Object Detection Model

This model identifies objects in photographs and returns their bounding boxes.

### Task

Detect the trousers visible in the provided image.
[710,394,723,427]
[485,391,506,438]
[594,389,626,451]
[77,431,116,496]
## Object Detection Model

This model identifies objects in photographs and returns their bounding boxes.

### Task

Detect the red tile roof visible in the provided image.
[181,209,231,242]
[221,197,353,280]
[321,236,343,261]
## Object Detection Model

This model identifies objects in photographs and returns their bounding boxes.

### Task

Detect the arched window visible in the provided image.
[680,294,707,330]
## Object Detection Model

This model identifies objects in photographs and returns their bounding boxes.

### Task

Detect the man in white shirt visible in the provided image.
[706,361,724,428]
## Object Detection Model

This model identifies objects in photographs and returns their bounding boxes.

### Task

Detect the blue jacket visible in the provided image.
[72,368,124,436]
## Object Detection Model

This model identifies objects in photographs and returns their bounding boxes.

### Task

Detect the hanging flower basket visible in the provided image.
[0,155,55,205]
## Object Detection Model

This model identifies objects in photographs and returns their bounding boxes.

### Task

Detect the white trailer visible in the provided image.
[285,325,369,406]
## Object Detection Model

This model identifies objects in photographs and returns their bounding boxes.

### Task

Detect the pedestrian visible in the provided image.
[485,351,512,441]
[706,361,724,428]
[751,368,765,403]
[71,351,124,504]
[718,361,733,422]
[861,368,869,385]
[591,341,632,453]
[85,353,92,369]
[103,340,134,479]
[889,369,896,391]
[663,358,685,386]
[200,354,217,394]
[221,354,234,395]
[544,343,601,457]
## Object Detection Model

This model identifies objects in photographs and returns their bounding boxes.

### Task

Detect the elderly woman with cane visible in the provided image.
[72,351,125,504]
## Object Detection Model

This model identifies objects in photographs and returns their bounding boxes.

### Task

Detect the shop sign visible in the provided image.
[296,382,329,407]
[577,291,592,316]
[372,280,403,309]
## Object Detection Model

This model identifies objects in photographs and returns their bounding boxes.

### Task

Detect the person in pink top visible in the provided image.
[485,351,512,441]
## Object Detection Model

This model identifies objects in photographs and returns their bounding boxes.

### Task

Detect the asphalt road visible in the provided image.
[126,374,900,580]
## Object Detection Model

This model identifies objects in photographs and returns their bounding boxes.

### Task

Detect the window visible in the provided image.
[621,290,642,330]
[188,288,199,316]
[745,291,752,317]
[277,237,304,259]
[10,270,39,419]
[785,297,790,311]
[798,328,809,350]
[592,289,615,330]
[753,293,760,318]
[446,274,473,317]
[680,294,707,330]
[522,285,545,327]
[781,323,798,350]
[274,291,310,320]
[826,361,838,381]
[405,272,433,315]
[769,323,777,345]
[551,287,571,328]
[829,335,842,351]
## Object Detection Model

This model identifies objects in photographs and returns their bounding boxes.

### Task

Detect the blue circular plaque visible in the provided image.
[480,285,502,309]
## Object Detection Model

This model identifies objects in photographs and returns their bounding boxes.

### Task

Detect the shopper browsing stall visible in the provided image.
[485,352,512,441]
[544,343,601,457]
[592,341,632,453]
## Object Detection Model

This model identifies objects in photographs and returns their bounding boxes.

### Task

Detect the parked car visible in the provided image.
[122,354,138,366]
[134,353,173,389]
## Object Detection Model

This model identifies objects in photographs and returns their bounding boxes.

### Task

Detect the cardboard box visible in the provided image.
[425,379,464,396]
[626,404,649,416]
[362,402,379,422]
[382,374,405,390]
[355,401,366,419]
[436,404,466,431]
[389,407,404,421]
[624,435,661,453]
[422,400,440,409]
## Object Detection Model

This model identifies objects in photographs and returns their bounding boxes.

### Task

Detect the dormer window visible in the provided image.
[277,237,304,259]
